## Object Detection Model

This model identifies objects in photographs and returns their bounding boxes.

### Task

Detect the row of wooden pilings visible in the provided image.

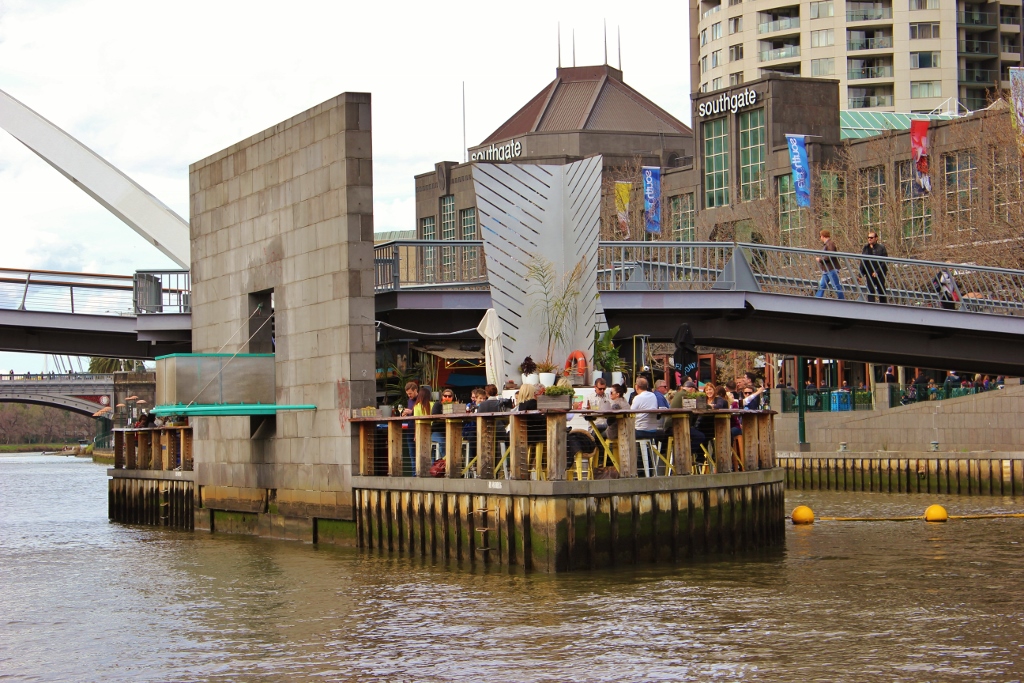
[108,472,195,530]
[780,452,1024,496]
[352,409,786,572]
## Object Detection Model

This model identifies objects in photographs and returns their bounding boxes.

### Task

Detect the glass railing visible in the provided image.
[888,381,1000,407]
[847,36,893,51]
[1000,15,1021,25]
[957,11,997,27]
[780,389,874,414]
[848,65,894,79]
[848,94,895,108]
[961,97,989,110]
[758,16,800,34]
[847,8,892,21]
[959,39,999,55]
[759,45,801,62]
[701,3,722,20]
[958,69,999,83]
[1001,42,1021,54]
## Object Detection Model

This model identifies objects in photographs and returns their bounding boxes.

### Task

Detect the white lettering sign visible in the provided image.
[488,481,503,489]
[470,139,523,162]
[697,88,759,118]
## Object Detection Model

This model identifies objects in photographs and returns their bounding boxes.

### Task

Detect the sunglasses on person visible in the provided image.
[867,235,878,240]
[743,391,753,396]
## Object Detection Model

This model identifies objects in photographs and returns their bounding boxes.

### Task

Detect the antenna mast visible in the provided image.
[618,26,622,70]
[558,22,561,68]
[604,19,608,65]
[572,29,576,67]
[462,81,467,163]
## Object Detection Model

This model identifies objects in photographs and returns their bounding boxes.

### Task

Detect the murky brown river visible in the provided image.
[2,453,1023,682]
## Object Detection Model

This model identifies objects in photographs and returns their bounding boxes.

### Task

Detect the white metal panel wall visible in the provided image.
[472,156,605,384]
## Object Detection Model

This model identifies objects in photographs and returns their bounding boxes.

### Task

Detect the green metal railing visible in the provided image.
[889,382,1000,406]
[780,389,874,413]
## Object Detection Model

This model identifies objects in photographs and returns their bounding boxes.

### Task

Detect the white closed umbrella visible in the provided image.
[476,309,506,387]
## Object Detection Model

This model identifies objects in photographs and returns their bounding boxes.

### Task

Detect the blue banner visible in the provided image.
[785,134,811,208]
[642,166,661,234]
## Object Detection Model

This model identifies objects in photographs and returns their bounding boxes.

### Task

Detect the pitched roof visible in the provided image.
[481,65,692,144]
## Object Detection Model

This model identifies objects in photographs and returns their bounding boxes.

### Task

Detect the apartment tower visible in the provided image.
[692,0,1023,112]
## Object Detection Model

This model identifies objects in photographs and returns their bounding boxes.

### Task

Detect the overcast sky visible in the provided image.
[0,0,692,372]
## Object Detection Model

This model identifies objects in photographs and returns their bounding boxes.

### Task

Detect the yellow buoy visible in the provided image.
[924,504,948,522]
[791,505,815,525]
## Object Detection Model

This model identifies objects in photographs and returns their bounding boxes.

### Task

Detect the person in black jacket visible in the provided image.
[859,231,889,303]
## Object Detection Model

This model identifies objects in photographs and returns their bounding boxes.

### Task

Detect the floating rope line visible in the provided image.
[807,513,1024,522]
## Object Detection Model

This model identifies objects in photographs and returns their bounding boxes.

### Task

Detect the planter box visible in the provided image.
[536,395,572,411]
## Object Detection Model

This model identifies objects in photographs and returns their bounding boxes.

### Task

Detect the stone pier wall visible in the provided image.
[188,92,376,524]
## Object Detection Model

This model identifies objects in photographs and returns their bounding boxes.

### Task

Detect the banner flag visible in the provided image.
[910,119,932,196]
[614,181,631,236]
[785,134,811,208]
[1010,67,1024,146]
[642,166,661,234]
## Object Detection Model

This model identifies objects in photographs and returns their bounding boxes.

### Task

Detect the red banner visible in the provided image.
[910,119,931,195]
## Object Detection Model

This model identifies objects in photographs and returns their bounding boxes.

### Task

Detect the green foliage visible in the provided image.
[525,256,585,365]
[542,384,575,396]
[88,357,144,373]
[518,356,537,375]
[592,325,623,372]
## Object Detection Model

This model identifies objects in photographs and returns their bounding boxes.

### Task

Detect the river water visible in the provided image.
[2,453,1023,682]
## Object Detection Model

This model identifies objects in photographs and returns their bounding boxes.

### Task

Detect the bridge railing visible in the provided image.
[133,269,191,314]
[372,240,1024,317]
[374,240,489,292]
[0,268,134,315]
[0,372,114,382]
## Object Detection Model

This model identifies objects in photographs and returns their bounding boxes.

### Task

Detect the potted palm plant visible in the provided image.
[535,360,558,387]
[526,255,585,385]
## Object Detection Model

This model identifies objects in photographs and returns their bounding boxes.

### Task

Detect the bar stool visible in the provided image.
[732,435,745,472]
[636,439,658,477]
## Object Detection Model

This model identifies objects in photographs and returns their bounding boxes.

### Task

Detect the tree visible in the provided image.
[88,358,144,373]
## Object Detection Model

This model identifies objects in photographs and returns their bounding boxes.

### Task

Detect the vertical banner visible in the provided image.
[642,166,661,234]
[785,134,811,208]
[614,181,631,236]
[910,119,932,195]
[1010,67,1024,147]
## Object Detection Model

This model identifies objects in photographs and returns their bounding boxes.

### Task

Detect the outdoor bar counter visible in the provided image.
[351,408,785,572]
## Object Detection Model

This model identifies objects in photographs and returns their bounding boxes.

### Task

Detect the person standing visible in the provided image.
[814,229,845,299]
[859,232,889,303]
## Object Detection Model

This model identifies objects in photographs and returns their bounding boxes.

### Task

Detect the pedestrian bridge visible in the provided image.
[0,373,115,417]
[2,241,1024,374]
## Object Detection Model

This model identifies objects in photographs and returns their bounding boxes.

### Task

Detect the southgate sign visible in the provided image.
[470,139,523,162]
[697,88,759,118]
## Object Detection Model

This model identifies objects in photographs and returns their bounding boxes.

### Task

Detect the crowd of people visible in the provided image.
[395,371,767,476]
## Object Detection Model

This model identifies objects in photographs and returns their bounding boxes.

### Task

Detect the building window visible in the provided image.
[909,0,939,9]
[669,193,696,242]
[910,23,940,39]
[712,49,723,68]
[943,152,975,230]
[811,57,835,76]
[899,161,932,240]
[729,0,742,5]
[701,55,708,73]
[910,52,940,69]
[810,29,834,48]
[460,207,478,278]
[421,216,436,281]
[810,1,834,18]
[440,195,456,279]
[700,28,708,46]
[700,82,709,93]
[739,108,766,201]
[728,17,742,34]
[712,77,723,90]
[730,71,744,86]
[712,22,723,41]
[778,175,807,245]
[703,117,730,208]
[993,149,1023,221]
[729,44,744,61]
[910,81,941,98]
[819,172,845,231]
[859,166,885,229]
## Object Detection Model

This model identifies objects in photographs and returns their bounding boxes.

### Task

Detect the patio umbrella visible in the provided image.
[115,403,126,408]
[126,395,139,401]
[476,308,506,387]
[135,400,147,406]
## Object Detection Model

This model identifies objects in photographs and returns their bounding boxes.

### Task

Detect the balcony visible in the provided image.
[962,96,989,110]
[959,39,999,57]
[847,36,893,51]
[959,68,999,83]
[759,45,801,62]
[848,65,894,79]
[1000,15,1021,26]
[1001,43,1022,57]
[758,16,800,34]
[847,8,892,22]
[701,3,721,20]
[848,94,895,108]
[957,11,998,29]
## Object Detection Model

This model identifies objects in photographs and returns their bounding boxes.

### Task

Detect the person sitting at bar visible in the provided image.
[475,384,503,413]
[429,388,457,452]
[631,377,663,441]
[603,384,630,441]
[714,385,743,439]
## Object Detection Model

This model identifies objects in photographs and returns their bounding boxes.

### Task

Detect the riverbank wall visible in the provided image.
[779,451,1024,495]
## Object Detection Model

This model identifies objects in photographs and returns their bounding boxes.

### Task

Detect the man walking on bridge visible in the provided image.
[859,231,888,303]
[815,229,845,299]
